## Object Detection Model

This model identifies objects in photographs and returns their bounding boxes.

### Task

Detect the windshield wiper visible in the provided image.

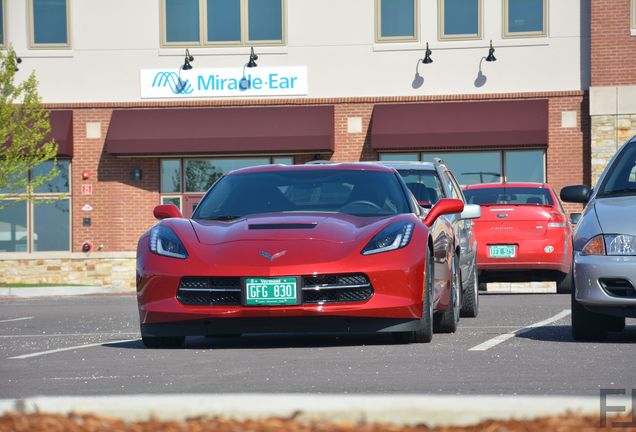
[597,188,636,198]
[199,215,243,221]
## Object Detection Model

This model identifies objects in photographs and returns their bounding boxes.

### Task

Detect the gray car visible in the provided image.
[381,159,481,318]
[561,137,636,341]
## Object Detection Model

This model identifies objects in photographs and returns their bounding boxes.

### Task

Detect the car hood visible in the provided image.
[190,213,393,245]
[594,196,636,235]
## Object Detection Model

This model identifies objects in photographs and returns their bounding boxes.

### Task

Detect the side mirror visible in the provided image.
[423,198,464,227]
[560,185,592,204]
[153,204,183,220]
[460,204,481,220]
[569,212,581,225]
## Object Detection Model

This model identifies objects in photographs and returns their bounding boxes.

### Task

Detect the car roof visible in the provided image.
[463,182,549,190]
[229,162,396,175]
[370,161,437,170]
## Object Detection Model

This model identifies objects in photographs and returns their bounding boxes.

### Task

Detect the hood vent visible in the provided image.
[248,223,318,230]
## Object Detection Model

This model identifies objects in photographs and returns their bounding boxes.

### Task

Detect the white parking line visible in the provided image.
[0,332,138,339]
[0,316,33,323]
[7,338,138,360]
[468,309,571,352]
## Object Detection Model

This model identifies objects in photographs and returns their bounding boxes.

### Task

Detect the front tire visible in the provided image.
[434,253,461,333]
[460,257,479,318]
[395,247,434,344]
[142,335,186,348]
[571,283,608,341]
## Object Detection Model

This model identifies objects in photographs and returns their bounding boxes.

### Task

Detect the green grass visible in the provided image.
[0,283,90,288]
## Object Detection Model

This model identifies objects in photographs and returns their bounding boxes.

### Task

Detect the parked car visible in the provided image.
[137,163,467,347]
[379,159,481,317]
[561,137,636,341]
[462,182,573,293]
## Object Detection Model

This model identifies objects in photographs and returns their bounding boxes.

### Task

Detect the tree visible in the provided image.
[0,48,59,206]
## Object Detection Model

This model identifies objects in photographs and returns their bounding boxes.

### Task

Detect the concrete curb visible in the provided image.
[0,394,611,426]
[0,286,133,298]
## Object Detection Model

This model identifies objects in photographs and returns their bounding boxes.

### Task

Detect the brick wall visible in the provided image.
[591,0,636,86]
[72,109,158,253]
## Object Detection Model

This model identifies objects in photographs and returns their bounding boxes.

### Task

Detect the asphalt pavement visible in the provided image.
[1,292,635,398]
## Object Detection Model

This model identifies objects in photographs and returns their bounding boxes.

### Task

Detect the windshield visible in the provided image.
[598,143,636,197]
[463,187,554,206]
[396,169,444,206]
[193,169,411,219]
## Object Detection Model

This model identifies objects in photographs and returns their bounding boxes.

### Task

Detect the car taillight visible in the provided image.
[547,211,567,228]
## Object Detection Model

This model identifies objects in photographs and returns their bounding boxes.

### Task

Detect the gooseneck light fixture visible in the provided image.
[247,47,258,68]
[486,40,497,62]
[422,42,433,64]
[182,49,194,70]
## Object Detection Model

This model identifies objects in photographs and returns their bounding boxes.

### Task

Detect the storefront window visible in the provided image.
[207,0,240,42]
[504,150,545,183]
[0,201,28,253]
[379,153,419,162]
[0,161,71,253]
[33,200,70,252]
[424,151,501,185]
[160,159,181,194]
[380,149,546,186]
[0,0,5,47]
[185,158,270,192]
[440,0,480,39]
[248,0,283,41]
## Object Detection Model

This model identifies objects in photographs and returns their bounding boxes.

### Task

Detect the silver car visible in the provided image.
[561,138,636,341]
[380,159,481,318]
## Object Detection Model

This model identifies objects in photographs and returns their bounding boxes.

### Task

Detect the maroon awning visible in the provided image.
[105,105,334,156]
[49,110,73,157]
[371,100,548,150]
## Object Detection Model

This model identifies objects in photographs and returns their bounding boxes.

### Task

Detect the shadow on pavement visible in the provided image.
[103,333,404,350]
[516,325,636,343]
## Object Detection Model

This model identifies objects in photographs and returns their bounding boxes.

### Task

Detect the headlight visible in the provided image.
[581,234,636,256]
[605,234,636,256]
[149,226,188,259]
[361,221,414,256]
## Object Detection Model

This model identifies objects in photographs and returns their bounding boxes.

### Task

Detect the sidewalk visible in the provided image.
[0,286,133,298]
[0,394,609,426]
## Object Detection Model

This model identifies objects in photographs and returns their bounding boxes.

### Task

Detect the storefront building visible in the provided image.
[0,0,591,287]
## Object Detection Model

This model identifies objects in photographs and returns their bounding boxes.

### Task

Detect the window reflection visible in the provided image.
[423,152,501,185]
[0,201,28,252]
[185,158,270,193]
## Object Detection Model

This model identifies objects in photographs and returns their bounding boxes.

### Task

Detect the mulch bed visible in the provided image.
[1,412,634,432]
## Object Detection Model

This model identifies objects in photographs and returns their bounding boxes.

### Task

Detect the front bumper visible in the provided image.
[574,252,636,316]
[136,239,428,328]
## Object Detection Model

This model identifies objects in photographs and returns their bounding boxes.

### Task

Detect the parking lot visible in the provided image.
[1,292,635,398]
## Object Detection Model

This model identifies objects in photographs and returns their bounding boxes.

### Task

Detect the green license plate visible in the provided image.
[244,277,299,306]
[489,245,516,258]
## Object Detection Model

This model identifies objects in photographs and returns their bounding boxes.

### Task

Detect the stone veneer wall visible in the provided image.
[591,115,636,185]
[0,255,136,289]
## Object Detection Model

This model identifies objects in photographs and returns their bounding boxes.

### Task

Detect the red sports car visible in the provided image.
[462,182,573,293]
[136,164,465,348]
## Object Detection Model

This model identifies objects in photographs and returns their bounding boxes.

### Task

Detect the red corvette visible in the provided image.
[136,164,466,347]
[462,182,573,293]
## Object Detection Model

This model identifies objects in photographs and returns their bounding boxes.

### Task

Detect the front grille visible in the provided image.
[600,278,636,298]
[301,273,373,304]
[176,273,373,306]
[178,276,241,306]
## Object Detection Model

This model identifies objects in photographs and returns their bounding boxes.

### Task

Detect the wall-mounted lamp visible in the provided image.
[14,56,22,72]
[247,47,258,68]
[182,49,194,70]
[486,40,497,62]
[422,42,433,64]
[131,168,143,181]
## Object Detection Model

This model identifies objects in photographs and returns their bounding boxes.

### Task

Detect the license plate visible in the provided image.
[244,277,299,306]
[489,245,516,258]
